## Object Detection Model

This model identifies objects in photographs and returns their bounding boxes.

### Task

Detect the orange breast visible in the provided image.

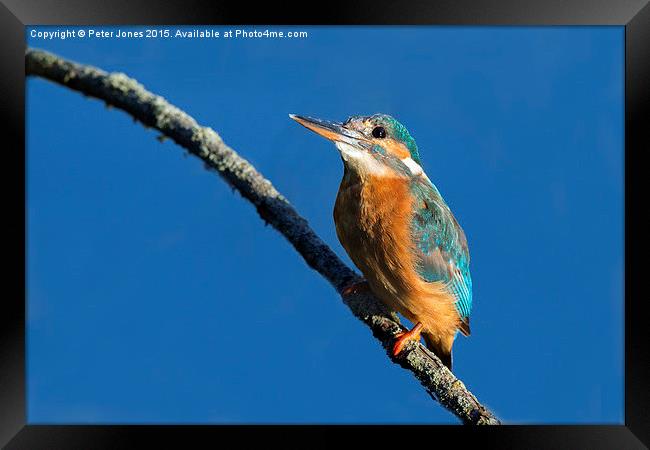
[333,173,461,341]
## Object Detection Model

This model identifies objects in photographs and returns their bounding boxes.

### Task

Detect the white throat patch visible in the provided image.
[335,141,387,176]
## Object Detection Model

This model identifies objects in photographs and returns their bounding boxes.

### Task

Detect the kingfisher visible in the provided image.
[290,113,472,369]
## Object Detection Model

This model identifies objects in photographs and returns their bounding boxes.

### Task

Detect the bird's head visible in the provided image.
[290,113,423,179]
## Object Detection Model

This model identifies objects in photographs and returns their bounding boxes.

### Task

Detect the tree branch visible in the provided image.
[25,48,500,425]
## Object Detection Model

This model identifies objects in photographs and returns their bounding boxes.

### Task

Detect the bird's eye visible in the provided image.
[372,126,386,139]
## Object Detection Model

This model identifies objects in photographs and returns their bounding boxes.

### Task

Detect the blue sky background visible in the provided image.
[26,26,624,424]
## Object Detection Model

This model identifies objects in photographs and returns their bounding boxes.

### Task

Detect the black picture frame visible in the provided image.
[1,1,647,448]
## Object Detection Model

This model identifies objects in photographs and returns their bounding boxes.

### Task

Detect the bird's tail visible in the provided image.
[423,332,453,370]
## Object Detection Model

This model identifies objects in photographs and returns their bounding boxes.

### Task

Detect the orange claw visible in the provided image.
[341,280,369,297]
[392,322,424,356]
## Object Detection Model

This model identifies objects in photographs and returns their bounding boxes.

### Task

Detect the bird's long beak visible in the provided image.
[289,114,369,149]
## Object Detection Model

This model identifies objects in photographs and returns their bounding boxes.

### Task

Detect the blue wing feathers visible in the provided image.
[409,177,473,325]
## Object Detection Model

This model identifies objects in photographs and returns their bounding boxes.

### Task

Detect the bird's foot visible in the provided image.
[341,280,370,297]
[392,322,424,357]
